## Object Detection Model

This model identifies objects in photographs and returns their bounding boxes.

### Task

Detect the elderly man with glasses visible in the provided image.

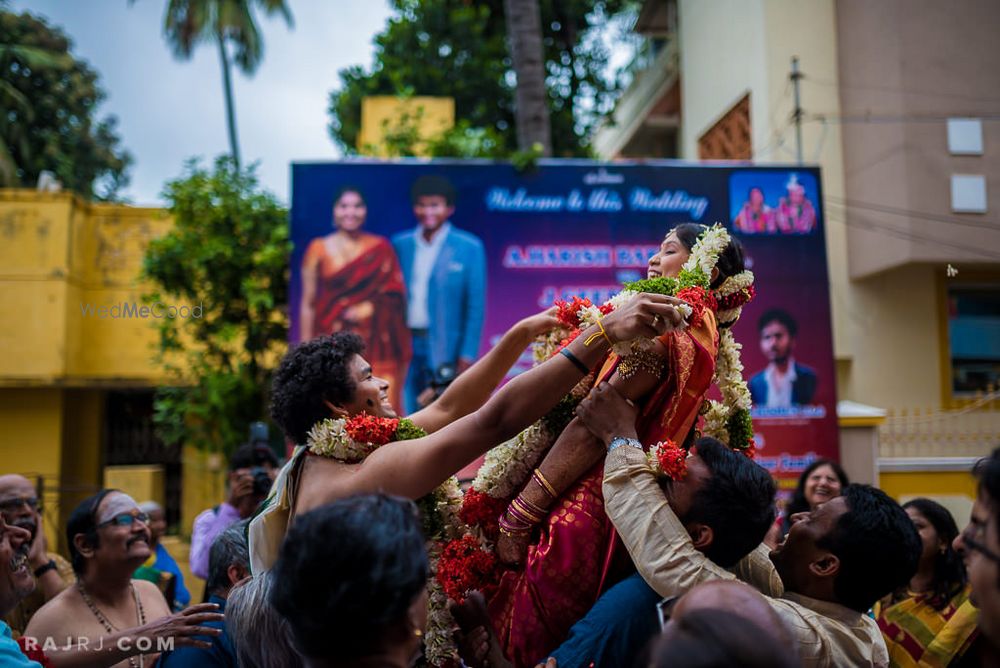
[24,490,224,668]
[0,475,74,636]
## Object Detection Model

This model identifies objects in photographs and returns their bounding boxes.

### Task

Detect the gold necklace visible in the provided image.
[77,581,146,668]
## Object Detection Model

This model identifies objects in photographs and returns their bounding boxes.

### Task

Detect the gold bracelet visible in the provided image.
[583,318,613,347]
[533,469,558,500]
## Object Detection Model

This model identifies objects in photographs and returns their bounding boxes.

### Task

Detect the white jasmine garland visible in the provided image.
[305,418,376,461]
[424,549,454,666]
[717,270,755,296]
[681,224,729,276]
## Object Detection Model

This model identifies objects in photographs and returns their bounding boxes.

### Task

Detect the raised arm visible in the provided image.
[348,295,688,501]
[496,339,669,564]
[408,307,559,434]
[576,383,734,597]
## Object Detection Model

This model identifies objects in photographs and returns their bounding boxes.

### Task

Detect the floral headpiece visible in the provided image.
[683,224,755,453]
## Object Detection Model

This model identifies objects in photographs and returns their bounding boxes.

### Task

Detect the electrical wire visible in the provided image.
[823,207,1000,261]
[824,196,1000,231]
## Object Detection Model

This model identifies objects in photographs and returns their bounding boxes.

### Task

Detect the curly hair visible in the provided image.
[270,333,365,444]
[902,498,966,610]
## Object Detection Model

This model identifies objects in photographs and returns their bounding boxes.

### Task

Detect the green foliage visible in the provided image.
[625,268,710,295]
[624,276,678,295]
[726,408,754,451]
[0,8,131,199]
[676,267,711,289]
[329,0,633,158]
[395,418,428,441]
[143,156,291,455]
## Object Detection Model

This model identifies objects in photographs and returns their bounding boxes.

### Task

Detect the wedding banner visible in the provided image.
[289,159,837,480]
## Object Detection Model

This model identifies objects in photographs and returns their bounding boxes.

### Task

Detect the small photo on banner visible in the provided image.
[729,170,818,235]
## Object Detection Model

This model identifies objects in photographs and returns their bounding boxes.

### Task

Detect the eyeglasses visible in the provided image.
[97,512,149,529]
[0,497,39,513]
[959,520,1000,565]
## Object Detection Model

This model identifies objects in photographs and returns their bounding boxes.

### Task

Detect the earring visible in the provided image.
[413,628,423,638]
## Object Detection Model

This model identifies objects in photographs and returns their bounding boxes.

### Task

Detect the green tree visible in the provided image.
[0,7,131,199]
[142,0,293,168]
[329,0,632,158]
[143,156,290,456]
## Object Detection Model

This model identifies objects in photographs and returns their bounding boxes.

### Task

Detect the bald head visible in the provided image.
[672,580,791,647]
[0,475,33,498]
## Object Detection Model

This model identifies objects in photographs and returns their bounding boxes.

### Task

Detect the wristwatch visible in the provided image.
[33,559,57,578]
[608,436,643,453]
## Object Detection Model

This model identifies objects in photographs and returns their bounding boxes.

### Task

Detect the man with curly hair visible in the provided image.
[250,296,690,573]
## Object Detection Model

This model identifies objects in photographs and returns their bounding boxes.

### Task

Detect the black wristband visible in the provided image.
[559,348,590,375]
[33,559,57,578]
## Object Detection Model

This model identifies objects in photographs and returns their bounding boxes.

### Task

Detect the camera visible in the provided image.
[250,466,273,497]
[427,363,457,400]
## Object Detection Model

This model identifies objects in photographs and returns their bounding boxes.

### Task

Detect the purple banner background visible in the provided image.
[289,159,838,479]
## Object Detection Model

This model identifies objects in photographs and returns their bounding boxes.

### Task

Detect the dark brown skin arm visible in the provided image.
[517,340,668,512]
[308,295,687,505]
[408,308,558,434]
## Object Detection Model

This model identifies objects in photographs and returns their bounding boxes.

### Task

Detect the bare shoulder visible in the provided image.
[294,456,357,515]
[133,579,171,617]
[25,585,84,635]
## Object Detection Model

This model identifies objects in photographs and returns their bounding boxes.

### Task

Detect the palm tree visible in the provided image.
[141,0,293,168]
[503,0,551,156]
[0,39,72,185]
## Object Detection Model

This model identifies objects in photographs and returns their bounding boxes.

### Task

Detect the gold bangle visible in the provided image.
[509,497,545,525]
[583,318,613,347]
[533,469,558,500]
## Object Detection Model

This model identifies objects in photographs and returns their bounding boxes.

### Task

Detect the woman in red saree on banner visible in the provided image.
[300,186,411,411]
[462,223,757,667]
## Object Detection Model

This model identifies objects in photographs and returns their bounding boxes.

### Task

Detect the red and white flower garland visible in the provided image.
[306,414,495,667]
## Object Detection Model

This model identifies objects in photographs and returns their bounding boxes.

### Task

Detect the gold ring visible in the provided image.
[651,314,661,328]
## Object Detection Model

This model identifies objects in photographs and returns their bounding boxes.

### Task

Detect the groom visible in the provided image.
[393,175,487,414]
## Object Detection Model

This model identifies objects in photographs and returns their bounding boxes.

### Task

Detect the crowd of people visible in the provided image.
[1,222,998,668]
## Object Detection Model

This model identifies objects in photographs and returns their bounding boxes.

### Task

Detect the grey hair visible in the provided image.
[206,521,249,597]
[138,501,162,515]
[226,571,302,668]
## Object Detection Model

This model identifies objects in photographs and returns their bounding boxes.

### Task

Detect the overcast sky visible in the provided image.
[15,0,393,206]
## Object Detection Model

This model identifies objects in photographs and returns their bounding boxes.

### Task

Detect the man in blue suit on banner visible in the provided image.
[393,175,487,414]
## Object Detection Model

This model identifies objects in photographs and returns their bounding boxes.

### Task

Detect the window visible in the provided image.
[948,286,1000,396]
[947,118,984,155]
[951,175,987,213]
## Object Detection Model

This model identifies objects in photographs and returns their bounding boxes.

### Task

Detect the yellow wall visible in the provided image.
[879,471,977,500]
[0,190,174,385]
[359,96,455,156]
[0,389,64,550]
[0,190,214,555]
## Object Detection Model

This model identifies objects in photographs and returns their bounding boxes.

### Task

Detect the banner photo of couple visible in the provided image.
[289,159,835,480]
